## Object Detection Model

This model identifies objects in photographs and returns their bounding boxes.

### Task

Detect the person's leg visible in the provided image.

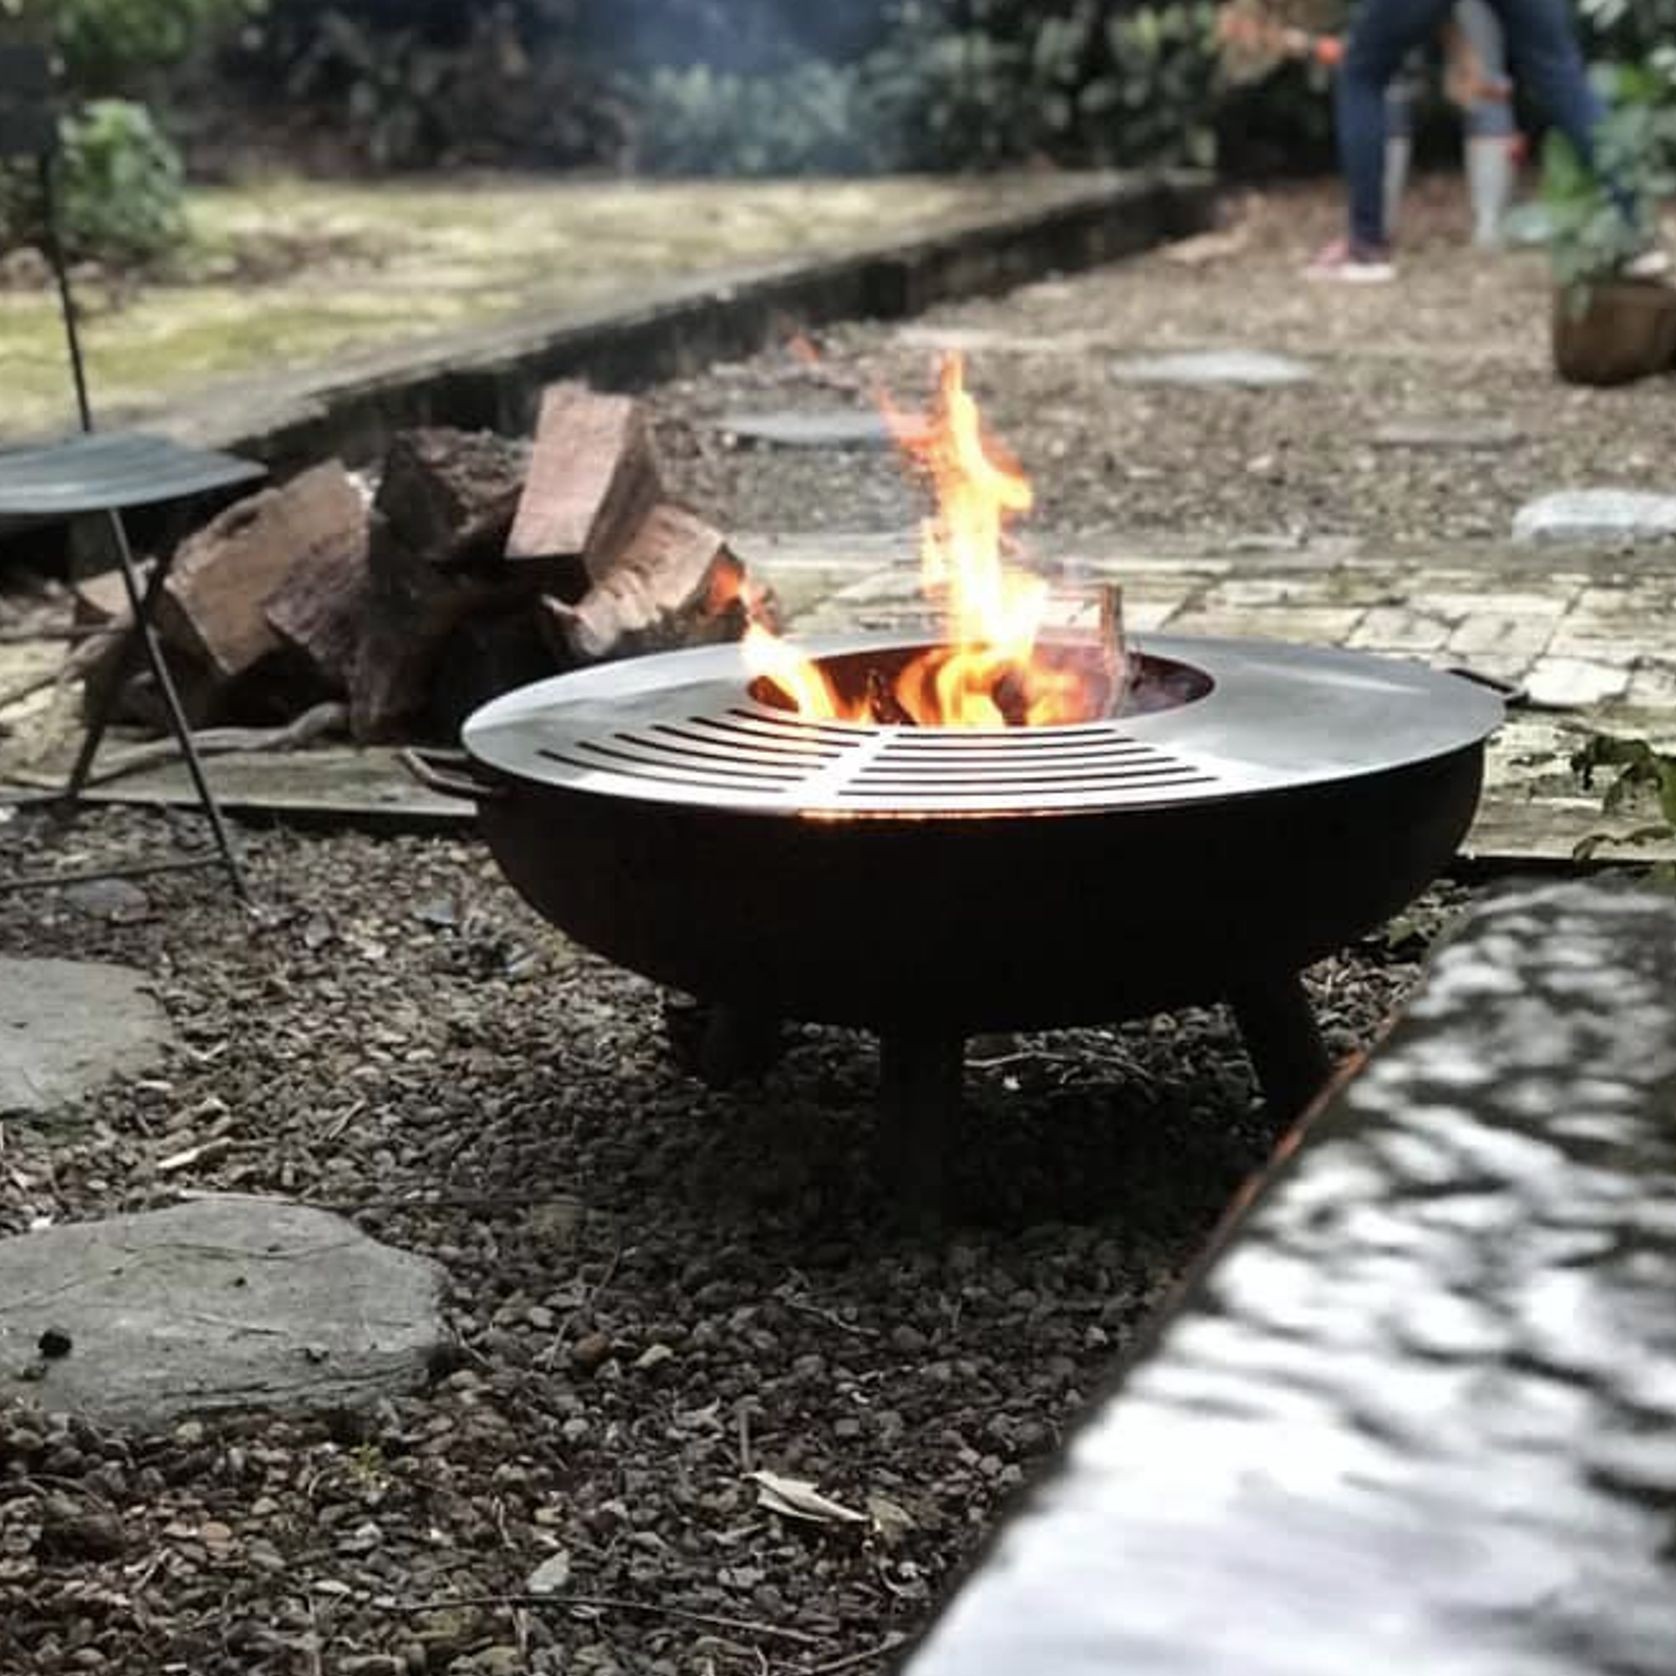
[1385,61,1419,240]
[1456,0,1517,245]
[1337,0,1458,249]
[1483,0,1601,167]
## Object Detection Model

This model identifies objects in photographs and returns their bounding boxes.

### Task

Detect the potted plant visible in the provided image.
[1544,65,1676,385]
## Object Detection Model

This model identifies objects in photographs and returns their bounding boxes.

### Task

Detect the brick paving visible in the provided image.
[740,530,1676,865]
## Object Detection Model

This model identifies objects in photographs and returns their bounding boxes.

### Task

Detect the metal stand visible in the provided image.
[60,511,250,905]
[1228,974,1333,1124]
[877,1030,965,1206]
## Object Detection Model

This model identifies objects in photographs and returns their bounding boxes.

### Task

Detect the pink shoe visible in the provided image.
[1305,238,1396,283]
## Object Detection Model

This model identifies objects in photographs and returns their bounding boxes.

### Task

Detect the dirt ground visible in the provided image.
[655,180,1676,550]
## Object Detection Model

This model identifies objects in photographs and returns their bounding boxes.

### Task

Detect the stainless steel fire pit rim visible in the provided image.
[461,632,1505,817]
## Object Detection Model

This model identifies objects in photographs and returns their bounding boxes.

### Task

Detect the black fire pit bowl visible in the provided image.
[448,632,1503,1156]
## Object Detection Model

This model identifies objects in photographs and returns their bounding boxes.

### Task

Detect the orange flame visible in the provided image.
[742,354,1118,728]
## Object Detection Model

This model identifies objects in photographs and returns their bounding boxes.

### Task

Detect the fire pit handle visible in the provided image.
[1446,666,1528,709]
[400,748,508,803]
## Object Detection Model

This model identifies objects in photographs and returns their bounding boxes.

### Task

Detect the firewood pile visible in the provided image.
[79,383,764,745]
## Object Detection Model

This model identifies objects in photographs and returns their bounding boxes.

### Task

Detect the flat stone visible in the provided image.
[1513,490,1676,546]
[1372,417,1522,451]
[0,957,172,1118]
[1109,349,1315,389]
[1525,656,1633,708]
[718,410,902,451]
[13,749,470,827]
[0,1197,446,1427]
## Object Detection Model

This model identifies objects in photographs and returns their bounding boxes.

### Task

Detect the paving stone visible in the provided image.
[0,1197,446,1427]
[0,957,172,1118]
[1525,657,1633,708]
[1513,490,1676,546]
[718,411,903,451]
[1372,417,1523,450]
[1348,605,1453,653]
[1109,349,1315,389]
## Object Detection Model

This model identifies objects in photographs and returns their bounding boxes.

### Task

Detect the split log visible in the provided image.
[346,429,543,742]
[263,515,372,695]
[507,383,660,580]
[376,429,525,568]
[424,610,559,742]
[542,503,748,664]
[153,463,366,682]
[72,561,153,630]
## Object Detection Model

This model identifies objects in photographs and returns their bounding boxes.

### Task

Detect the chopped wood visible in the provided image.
[375,429,525,568]
[345,430,544,741]
[72,561,153,629]
[154,464,367,682]
[507,383,660,578]
[263,508,372,694]
[542,503,747,663]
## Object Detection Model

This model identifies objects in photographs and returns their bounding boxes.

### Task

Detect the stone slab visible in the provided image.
[1514,490,1676,546]
[0,957,172,1118]
[0,1197,446,1427]
[1109,349,1315,389]
[718,411,901,451]
[10,748,471,828]
[1371,417,1522,451]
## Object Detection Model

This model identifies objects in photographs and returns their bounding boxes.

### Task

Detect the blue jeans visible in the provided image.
[1338,0,1602,246]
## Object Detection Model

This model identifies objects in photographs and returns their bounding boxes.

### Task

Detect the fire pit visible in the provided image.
[444,629,1501,1174]
[419,354,1504,1185]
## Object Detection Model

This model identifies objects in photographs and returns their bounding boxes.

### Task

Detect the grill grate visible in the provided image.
[541,705,1215,811]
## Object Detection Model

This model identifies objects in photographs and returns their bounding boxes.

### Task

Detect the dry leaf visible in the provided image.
[526,1548,572,1595]
[748,1470,866,1526]
[866,1493,916,1547]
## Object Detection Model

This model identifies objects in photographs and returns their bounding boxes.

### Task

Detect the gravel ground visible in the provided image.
[0,806,1461,1675]
[654,180,1676,550]
[0,181,1527,1674]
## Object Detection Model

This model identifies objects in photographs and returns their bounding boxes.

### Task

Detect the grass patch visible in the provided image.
[4,173,1022,437]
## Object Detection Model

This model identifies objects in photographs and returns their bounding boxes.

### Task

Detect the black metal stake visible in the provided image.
[1228,974,1333,1124]
[61,511,251,905]
[877,1030,965,1207]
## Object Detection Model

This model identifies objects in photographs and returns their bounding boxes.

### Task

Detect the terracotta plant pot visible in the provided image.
[1552,278,1676,387]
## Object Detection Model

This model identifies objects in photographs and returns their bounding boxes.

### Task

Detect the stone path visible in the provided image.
[739,530,1676,865]
[0,956,173,1118]
[0,1197,445,1426]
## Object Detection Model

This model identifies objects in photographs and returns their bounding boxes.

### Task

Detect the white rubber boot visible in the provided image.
[1384,135,1413,245]
[1467,136,1515,249]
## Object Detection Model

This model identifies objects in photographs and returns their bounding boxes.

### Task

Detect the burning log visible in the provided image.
[507,383,660,581]
[866,667,917,727]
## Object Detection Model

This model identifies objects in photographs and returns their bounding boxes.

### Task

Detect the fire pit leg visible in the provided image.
[877,1032,965,1204]
[1228,976,1333,1124]
[663,997,786,1088]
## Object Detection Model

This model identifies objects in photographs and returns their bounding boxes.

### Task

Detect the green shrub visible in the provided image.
[0,98,185,263]
[0,0,247,90]
[57,96,185,260]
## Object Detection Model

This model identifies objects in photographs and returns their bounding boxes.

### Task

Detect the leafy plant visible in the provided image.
[1572,733,1676,881]
[0,97,184,262]
[0,0,248,90]
[56,96,185,260]
[1541,66,1676,308]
